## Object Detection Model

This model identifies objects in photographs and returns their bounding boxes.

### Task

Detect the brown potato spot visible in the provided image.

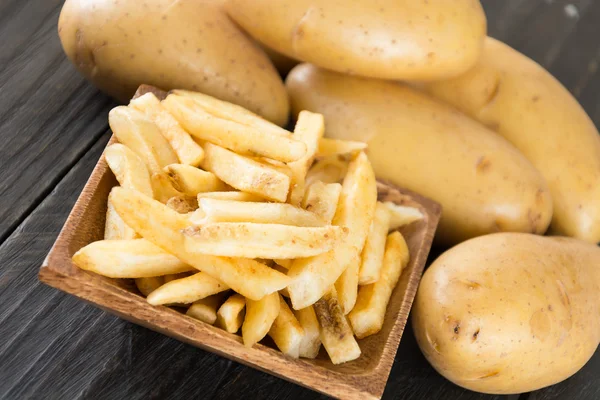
[530,309,551,341]
[475,156,491,172]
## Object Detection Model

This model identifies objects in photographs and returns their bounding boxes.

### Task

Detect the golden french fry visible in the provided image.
[384,202,424,231]
[201,143,290,202]
[135,276,164,297]
[129,92,205,166]
[302,181,342,224]
[192,198,326,227]
[150,172,186,204]
[110,187,289,300]
[197,191,264,202]
[305,155,349,185]
[334,253,361,314]
[271,264,291,298]
[104,200,137,240]
[183,223,345,259]
[186,293,227,325]
[242,292,280,347]
[349,232,409,339]
[287,152,377,309]
[108,106,178,175]
[171,89,290,137]
[147,272,229,306]
[166,196,198,214]
[268,295,304,358]
[359,202,392,285]
[316,138,367,158]
[273,259,292,269]
[294,306,321,359]
[104,143,153,196]
[314,288,361,364]
[288,111,325,205]
[72,239,193,278]
[164,164,226,196]
[217,294,246,333]
[163,95,306,162]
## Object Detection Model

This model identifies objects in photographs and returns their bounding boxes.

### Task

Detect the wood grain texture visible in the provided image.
[39,135,441,399]
[0,0,115,244]
[0,0,598,399]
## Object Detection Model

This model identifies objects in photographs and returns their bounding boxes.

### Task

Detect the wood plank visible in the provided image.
[0,0,115,243]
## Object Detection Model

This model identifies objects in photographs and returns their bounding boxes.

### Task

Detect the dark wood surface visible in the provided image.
[1,0,598,399]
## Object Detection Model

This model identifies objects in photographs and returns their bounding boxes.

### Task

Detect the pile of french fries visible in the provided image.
[72,89,423,364]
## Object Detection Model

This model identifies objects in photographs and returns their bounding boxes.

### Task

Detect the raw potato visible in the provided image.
[423,37,600,243]
[58,0,289,125]
[225,0,486,80]
[412,233,600,394]
[287,64,553,245]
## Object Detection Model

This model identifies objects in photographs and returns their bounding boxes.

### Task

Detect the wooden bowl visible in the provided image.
[39,87,441,400]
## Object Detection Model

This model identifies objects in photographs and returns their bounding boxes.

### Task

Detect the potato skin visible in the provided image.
[286,64,553,245]
[226,0,486,81]
[58,0,289,125]
[412,233,600,394]
[423,37,600,243]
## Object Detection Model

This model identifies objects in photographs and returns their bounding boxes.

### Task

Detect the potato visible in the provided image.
[225,0,486,81]
[422,37,600,243]
[412,233,600,394]
[286,64,553,245]
[58,0,289,125]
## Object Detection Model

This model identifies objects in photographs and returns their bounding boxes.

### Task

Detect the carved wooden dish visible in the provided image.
[39,86,441,400]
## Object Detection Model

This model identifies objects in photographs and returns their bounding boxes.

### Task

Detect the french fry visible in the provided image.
[302,181,342,224]
[108,106,178,175]
[359,202,392,285]
[384,202,424,231]
[171,89,289,137]
[316,138,367,158]
[104,200,137,240]
[186,293,227,325]
[287,152,377,309]
[150,172,186,204]
[166,195,198,214]
[191,198,326,227]
[197,191,264,202]
[314,288,361,364]
[109,187,290,300]
[334,253,361,314]
[305,155,349,185]
[104,143,153,196]
[242,292,280,347]
[72,239,193,278]
[147,272,229,306]
[288,111,325,205]
[129,92,205,166]
[268,295,304,358]
[164,164,226,196]
[349,232,409,339]
[135,276,164,297]
[293,306,321,359]
[162,95,306,162]
[217,294,246,333]
[201,143,290,202]
[183,223,346,259]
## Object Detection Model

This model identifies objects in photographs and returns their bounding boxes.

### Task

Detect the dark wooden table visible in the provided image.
[1,0,598,399]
